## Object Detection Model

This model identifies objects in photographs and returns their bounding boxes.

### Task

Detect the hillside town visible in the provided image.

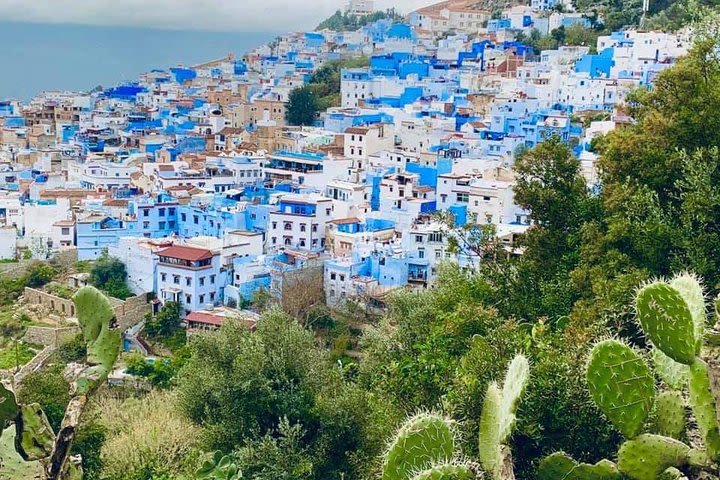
[3,0,720,479]
[0,0,693,328]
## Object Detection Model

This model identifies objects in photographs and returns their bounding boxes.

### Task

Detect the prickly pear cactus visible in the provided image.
[652,348,690,390]
[72,286,121,394]
[499,354,529,441]
[382,413,455,480]
[688,359,720,460]
[0,383,18,431]
[616,434,690,480]
[635,281,696,365]
[537,452,621,480]
[658,467,688,480]
[15,403,55,461]
[0,425,44,480]
[478,382,502,477]
[669,273,705,353]
[586,340,655,438]
[653,391,685,440]
[411,463,475,480]
[196,450,241,480]
[478,354,529,479]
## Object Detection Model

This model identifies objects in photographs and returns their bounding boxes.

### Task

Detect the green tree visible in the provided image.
[25,261,57,288]
[286,86,318,126]
[90,252,133,299]
[145,301,182,338]
[17,365,71,431]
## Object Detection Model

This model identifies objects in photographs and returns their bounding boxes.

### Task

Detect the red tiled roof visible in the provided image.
[157,245,213,262]
[185,311,223,326]
[331,217,361,225]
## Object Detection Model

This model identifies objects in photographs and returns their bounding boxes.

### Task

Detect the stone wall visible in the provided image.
[14,346,54,383]
[114,293,151,331]
[24,288,150,332]
[23,287,76,317]
[23,326,80,347]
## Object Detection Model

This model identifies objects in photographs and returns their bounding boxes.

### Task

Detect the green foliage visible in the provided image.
[688,359,720,460]
[17,365,70,432]
[286,57,368,126]
[586,340,655,438]
[653,391,685,440]
[537,452,621,480]
[616,434,690,480]
[316,8,403,31]
[234,417,313,480]
[25,261,57,288]
[145,301,182,338]
[89,252,132,300]
[196,451,241,480]
[382,413,455,480]
[177,308,381,479]
[125,350,188,388]
[286,86,318,126]
[56,333,87,363]
[70,421,105,480]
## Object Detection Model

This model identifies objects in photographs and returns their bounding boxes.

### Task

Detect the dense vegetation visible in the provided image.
[316,9,404,32]
[286,57,369,126]
[6,15,720,480]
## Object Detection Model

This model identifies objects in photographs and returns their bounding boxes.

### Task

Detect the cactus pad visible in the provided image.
[658,467,688,480]
[652,348,689,390]
[411,463,475,480]
[537,452,621,480]
[653,391,685,440]
[617,434,690,480]
[635,282,696,365]
[14,403,55,461]
[0,383,18,430]
[688,359,720,461]
[383,413,455,480]
[499,354,529,441]
[478,382,502,477]
[196,450,241,480]
[586,340,655,438]
[72,286,121,394]
[669,273,705,353]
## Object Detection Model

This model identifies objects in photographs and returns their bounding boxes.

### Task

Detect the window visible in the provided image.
[418,248,425,259]
[210,292,215,301]
[456,193,469,203]
[199,294,205,304]
[169,221,175,229]
[169,208,176,215]
[300,224,306,232]
[161,273,167,282]
[200,277,205,286]
[272,237,277,244]
[181,213,186,221]
[185,277,191,287]
[61,227,70,235]
[339,275,345,281]
[143,221,150,229]
[193,215,199,225]
[158,208,166,217]
[284,222,293,231]
[143,209,149,217]
[272,222,277,229]
[210,275,216,284]
[415,235,423,242]
[435,250,442,259]
[159,221,166,230]
[312,224,318,233]
[185,294,192,304]
[331,272,336,280]
[173,275,180,285]
[429,233,443,242]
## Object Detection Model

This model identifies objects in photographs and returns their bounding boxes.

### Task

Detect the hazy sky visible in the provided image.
[0,0,437,32]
